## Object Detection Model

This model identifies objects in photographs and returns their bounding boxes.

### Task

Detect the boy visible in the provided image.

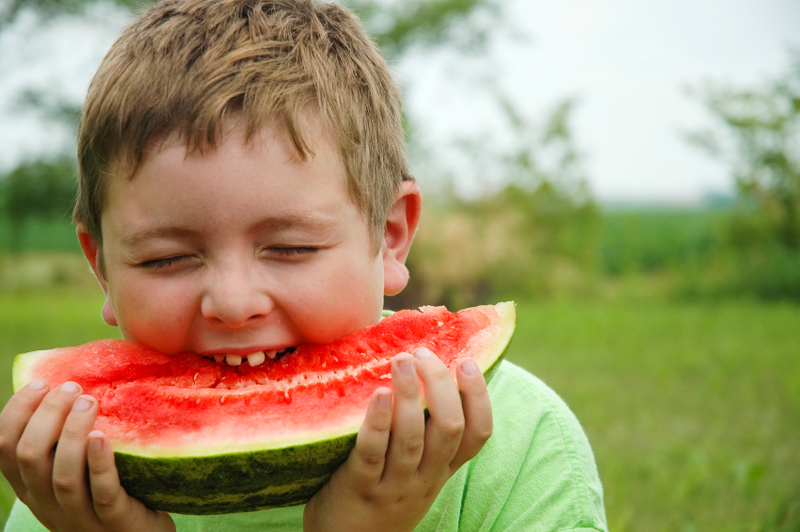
[0,0,607,530]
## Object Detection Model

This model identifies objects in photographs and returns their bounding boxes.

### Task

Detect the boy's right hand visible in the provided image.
[304,349,493,532]
[0,380,175,532]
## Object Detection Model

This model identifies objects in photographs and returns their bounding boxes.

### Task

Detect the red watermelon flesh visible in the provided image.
[14,303,516,459]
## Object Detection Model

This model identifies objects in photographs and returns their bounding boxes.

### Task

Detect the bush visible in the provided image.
[0,158,77,250]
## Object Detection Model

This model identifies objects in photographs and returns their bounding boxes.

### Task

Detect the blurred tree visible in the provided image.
[1,0,503,231]
[688,50,800,250]
[389,99,600,309]
[2,0,499,54]
[2,0,500,132]
[0,157,77,248]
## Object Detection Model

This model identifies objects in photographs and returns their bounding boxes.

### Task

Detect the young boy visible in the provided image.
[0,0,607,530]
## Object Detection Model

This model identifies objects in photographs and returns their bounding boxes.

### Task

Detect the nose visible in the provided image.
[200,259,273,327]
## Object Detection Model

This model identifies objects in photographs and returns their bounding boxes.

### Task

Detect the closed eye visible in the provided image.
[267,247,319,257]
[141,255,191,269]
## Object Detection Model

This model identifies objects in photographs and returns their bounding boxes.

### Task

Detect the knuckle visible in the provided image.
[431,364,453,382]
[403,435,425,455]
[396,379,420,399]
[16,441,42,467]
[37,398,64,415]
[59,425,83,442]
[474,424,493,444]
[438,418,466,439]
[359,451,385,467]
[52,474,80,494]
[93,487,123,513]
[88,459,111,476]
[358,490,384,505]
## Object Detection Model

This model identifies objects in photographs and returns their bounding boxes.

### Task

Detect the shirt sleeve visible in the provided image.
[417,361,607,532]
[4,500,47,532]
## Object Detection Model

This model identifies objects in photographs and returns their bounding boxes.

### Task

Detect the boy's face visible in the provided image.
[78,118,418,359]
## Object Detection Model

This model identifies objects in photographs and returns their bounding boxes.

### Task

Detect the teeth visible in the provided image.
[210,349,286,366]
[247,351,266,366]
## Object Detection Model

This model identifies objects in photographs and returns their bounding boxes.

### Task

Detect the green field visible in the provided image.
[0,281,798,529]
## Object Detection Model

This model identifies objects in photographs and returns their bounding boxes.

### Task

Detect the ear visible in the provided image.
[77,223,118,327]
[382,180,422,296]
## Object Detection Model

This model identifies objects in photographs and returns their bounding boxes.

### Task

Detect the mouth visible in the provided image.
[202,347,297,367]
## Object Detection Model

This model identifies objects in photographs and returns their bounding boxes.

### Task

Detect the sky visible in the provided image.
[1,0,799,203]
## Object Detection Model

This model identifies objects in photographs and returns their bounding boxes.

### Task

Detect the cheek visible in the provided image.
[305,254,384,335]
[110,278,195,351]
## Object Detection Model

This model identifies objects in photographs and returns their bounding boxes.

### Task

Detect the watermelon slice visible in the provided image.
[12,302,515,515]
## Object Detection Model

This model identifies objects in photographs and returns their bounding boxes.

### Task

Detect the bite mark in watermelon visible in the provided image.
[12,302,516,515]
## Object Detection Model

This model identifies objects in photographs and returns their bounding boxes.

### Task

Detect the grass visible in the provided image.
[508,300,800,531]
[0,254,797,530]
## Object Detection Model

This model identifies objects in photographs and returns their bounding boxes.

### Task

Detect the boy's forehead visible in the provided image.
[102,114,357,224]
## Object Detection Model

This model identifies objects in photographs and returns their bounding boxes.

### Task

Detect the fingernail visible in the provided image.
[462,359,478,375]
[378,391,391,410]
[88,435,102,452]
[73,396,94,412]
[59,382,81,393]
[398,358,415,376]
[28,379,47,390]
[414,347,433,359]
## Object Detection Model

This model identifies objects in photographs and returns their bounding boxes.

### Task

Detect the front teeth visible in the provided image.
[247,351,266,366]
[208,349,286,366]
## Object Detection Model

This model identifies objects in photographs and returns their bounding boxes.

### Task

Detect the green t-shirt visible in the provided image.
[5,361,607,531]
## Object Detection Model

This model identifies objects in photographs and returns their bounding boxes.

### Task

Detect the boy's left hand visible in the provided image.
[0,381,175,532]
[304,347,493,532]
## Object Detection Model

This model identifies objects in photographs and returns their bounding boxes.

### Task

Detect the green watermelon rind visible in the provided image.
[116,431,358,514]
[12,301,516,515]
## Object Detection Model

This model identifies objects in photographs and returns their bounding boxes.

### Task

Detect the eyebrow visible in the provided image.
[249,214,337,235]
[120,215,337,247]
[120,226,200,248]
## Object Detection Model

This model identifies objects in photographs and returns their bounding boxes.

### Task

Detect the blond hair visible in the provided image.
[75,0,411,251]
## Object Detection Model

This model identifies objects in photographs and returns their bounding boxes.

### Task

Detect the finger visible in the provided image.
[449,358,493,471]
[87,431,176,532]
[383,353,425,481]
[341,387,392,487]
[87,429,135,524]
[16,381,83,502]
[52,395,100,520]
[413,348,464,476]
[0,379,50,492]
